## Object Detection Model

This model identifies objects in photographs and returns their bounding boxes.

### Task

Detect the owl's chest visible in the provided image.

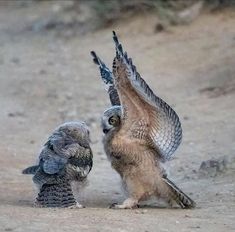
[111,135,131,153]
[112,131,146,151]
[108,135,145,164]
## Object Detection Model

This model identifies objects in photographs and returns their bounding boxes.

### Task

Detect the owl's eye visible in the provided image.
[108,116,117,125]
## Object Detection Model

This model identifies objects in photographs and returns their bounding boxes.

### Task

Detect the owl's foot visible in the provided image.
[33,201,44,208]
[68,202,85,209]
[110,198,139,209]
[109,202,118,209]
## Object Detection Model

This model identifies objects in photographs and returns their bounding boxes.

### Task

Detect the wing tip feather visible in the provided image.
[111,30,183,160]
[90,50,100,66]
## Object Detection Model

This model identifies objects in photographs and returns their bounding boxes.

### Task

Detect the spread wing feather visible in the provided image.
[112,31,182,161]
[91,51,120,106]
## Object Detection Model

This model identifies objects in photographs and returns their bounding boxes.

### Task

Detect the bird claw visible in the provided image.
[109,202,139,209]
[68,202,85,209]
[109,202,118,209]
[33,201,43,208]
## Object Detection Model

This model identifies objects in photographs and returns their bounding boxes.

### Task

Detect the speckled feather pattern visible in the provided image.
[95,31,195,209]
[112,31,182,161]
[91,51,120,106]
[36,181,77,208]
[22,121,93,208]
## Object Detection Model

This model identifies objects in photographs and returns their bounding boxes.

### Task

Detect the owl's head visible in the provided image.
[57,121,90,143]
[101,106,121,134]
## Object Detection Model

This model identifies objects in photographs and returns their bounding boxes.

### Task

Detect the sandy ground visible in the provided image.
[0,2,235,232]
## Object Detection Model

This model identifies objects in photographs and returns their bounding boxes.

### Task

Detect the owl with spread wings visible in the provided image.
[22,121,93,208]
[91,31,195,209]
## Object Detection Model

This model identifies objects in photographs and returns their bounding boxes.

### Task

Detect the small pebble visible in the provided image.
[11,57,20,64]
[5,228,13,232]
[155,23,165,33]
[39,69,47,75]
[8,112,25,117]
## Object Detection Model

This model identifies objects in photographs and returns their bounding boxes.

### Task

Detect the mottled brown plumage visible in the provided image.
[97,32,195,209]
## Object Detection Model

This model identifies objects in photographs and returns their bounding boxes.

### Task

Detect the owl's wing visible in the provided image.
[68,146,93,178]
[30,147,67,186]
[112,31,182,161]
[39,147,67,175]
[46,131,76,158]
[91,51,120,106]
[48,133,93,178]
[39,141,92,180]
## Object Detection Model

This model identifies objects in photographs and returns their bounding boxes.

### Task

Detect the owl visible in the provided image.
[91,31,195,209]
[22,121,93,208]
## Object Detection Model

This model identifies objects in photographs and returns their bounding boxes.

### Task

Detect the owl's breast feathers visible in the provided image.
[109,132,154,164]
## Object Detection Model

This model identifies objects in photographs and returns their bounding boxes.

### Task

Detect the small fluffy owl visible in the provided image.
[91,32,195,209]
[22,121,93,208]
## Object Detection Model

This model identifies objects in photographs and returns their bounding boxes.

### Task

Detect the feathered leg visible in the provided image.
[110,198,139,209]
[35,182,81,208]
[110,176,146,209]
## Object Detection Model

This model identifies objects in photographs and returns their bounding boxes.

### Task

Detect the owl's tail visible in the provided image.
[36,182,77,208]
[163,177,196,209]
[22,165,39,174]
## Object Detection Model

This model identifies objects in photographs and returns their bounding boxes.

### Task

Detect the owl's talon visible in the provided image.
[68,202,85,209]
[33,201,43,208]
[112,198,139,209]
[76,202,85,208]
[109,203,139,209]
[109,202,118,209]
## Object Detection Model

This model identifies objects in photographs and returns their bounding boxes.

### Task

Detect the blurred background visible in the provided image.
[0,0,235,231]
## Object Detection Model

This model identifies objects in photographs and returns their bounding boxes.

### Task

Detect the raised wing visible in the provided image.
[91,51,120,106]
[112,31,182,161]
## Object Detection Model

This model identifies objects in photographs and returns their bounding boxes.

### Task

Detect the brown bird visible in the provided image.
[91,31,195,209]
[22,121,93,208]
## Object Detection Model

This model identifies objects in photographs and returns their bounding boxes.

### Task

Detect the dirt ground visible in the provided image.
[0,2,235,232]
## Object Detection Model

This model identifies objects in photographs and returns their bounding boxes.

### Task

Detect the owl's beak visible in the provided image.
[102,121,111,134]
[103,129,109,134]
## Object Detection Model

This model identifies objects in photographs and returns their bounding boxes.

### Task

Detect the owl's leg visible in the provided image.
[35,182,80,208]
[110,177,144,209]
[110,198,139,209]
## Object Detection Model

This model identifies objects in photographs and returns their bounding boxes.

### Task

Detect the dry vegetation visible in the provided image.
[3,0,235,35]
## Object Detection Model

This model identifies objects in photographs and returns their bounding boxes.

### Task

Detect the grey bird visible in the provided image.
[22,121,93,208]
[91,32,195,209]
